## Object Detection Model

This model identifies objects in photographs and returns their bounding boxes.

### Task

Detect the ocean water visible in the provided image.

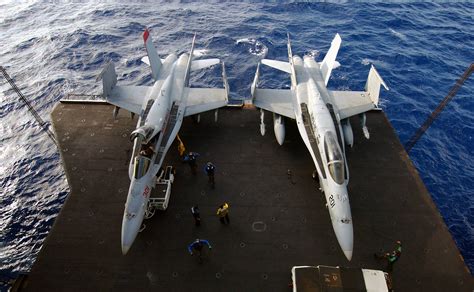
[0,1,472,284]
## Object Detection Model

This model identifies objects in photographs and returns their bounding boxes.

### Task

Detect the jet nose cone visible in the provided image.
[332,219,354,261]
[343,249,353,261]
[122,244,131,255]
[121,210,144,256]
[121,227,135,255]
[121,221,140,255]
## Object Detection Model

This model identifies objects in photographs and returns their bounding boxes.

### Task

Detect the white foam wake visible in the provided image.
[389,28,407,41]
[236,37,268,58]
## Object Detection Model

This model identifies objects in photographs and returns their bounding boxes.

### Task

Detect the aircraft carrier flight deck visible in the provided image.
[17,102,473,291]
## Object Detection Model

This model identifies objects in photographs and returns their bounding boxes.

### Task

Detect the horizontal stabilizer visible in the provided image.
[143,29,162,80]
[141,56,150,66]
[191,59,220,71]
[253,88,295,119]
[141,56,166,66]
[320,33,342,86]
[261,59,291,74]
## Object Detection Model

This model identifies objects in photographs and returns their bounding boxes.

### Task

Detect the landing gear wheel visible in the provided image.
[145,204,156,219]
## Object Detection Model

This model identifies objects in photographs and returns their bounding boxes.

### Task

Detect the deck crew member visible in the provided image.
[191,205,201,226]
[205,162,216,189]
[386,240,402,271]
[188,238,212,256]
[216,203,230,225]
[183,151,199,175]
[375,240,402,272]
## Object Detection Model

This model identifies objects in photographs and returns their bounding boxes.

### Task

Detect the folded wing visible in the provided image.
[184,88,228,117]
[107,86,149,115]
[329,90,375,120]
[253,89,295,119]
[97,62,149,114]
[320,33,341,86]
[251,62,295,119]
[330,65,389,119]
[184,62,229,117]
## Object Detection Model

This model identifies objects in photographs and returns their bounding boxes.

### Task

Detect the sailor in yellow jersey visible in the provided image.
[216,203,230,225]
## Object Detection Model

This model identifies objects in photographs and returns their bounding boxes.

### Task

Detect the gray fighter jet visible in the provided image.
[251,33,388,260]
[98,29,229,255]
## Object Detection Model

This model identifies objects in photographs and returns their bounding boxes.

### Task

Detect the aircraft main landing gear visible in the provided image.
[145,204,156,219]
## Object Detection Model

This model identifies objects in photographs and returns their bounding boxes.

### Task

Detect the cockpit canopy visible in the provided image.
[133,156,151,179]
[324,132,345,185]
[130,125,156,144]
[130,125,160,179]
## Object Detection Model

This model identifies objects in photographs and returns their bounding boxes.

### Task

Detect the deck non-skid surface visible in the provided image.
[24,103,472,291]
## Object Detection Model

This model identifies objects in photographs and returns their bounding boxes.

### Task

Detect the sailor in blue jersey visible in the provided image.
[188,238,212,256]
[183,152,200,175]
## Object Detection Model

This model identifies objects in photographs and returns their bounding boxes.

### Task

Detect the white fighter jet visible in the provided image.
[251,33,388,261]
[98,29,229,255]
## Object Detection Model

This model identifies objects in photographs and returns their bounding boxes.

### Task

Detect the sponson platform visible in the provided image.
[20,102,472,291]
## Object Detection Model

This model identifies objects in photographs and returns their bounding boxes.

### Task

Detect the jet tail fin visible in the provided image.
[184,33,197,87]
[287,33,293,62]
[143,28,162,80]
[97,62,117,98]
[365,65,389,106]
[320,33,342,86]
[287,33,297,86]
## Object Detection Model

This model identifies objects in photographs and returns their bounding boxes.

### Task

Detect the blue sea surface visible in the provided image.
[0,1,472,284]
